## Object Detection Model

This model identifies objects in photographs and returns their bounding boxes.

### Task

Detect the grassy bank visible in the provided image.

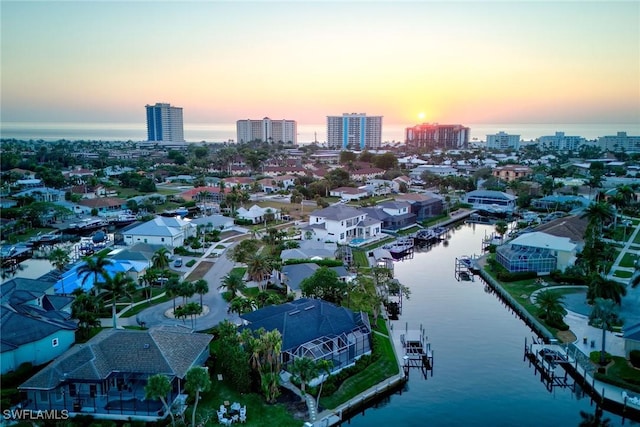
[320,318,399,409]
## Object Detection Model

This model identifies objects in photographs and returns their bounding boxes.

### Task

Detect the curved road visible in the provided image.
[112,236,245,331]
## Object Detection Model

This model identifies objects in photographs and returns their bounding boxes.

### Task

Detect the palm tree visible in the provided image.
[494,220,508,242]
[185,366,211,427]
[71,291,101,339]
[101,271,136,328]
[587,274,627,305]
[151,247,171,270]
[290,357,318,396]
[193,279,209,308]
[229,297,257,315]
[581,202,614,235]
[590,298,619,365]
[77,252,113,294]
[218,270,246,299]
[145,374,175,427]
[48,246,70,294]
[246,253,273,292]
[164,277,181,311]
[315,359,334,408]
[534,290,567,326]
[178,280,195,305]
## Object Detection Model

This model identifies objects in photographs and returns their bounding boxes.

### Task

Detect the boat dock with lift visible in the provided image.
[398,323,433,379]
[454,255,480,281]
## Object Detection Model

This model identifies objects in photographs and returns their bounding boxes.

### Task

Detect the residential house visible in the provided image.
[190,214,235,231]
[395,193,444,221]
[77,197,127,216]
[274,264,354,298]
[240,299,371,375]
[235,205,281,224]
[495,231,578,274]
[179,186,227,204]
[13,187,66,203]
[1,278,76,374]
[257,175,297,193]
[222,177,254,190]
[305,205,382,244]
[280,240,338,262]
[361,179,399,196]
[19,327,212,421]
[262,167,306,177]
[492,165,533,182]
[309,150,341,164]
[350,168,385,182]
[329,187,368,201]
[122,216,196,248]
[462,190,516,214]
[362,201,416,231]
[15,178,43,189]
[393,175,412,190]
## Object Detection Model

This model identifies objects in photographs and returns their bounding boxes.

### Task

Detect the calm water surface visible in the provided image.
[346,223,634,427]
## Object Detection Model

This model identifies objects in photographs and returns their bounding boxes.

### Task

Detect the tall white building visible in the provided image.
[145,103,184,142]
[236,117,297,144]
[486,131,521,150]
[598,132,640,153]
[327,113,382,150]
[537,132,584,151]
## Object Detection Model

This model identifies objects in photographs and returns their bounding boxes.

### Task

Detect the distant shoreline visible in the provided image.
[1,122,638,144]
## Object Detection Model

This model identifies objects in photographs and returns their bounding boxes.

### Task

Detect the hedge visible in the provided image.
[496,271,538,282]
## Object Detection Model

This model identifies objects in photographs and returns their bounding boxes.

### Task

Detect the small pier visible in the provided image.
[399,323,433,379]
[455,255,479,281]
[523,337,575,393]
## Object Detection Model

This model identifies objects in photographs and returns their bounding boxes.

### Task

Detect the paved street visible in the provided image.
[107,235,244,330]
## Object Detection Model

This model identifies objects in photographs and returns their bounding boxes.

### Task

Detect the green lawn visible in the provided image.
[119,293,172,318]
[619,253,638,268]
[320,318,399,410]
[482,265,568,336]
[612,270,633,279]
[591,353,640,393]
[634,231,640,244]
[231,267,247,277]
[193,378,300,427]
[352,250,369,268]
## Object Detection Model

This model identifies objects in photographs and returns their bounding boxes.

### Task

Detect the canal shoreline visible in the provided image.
[478,268,640,421]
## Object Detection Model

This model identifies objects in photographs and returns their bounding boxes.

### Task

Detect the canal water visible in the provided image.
[346,222,634,427]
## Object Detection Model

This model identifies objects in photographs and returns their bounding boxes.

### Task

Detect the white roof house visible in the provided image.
[236,205,281,224]
[496,231,577,274]
[122,216,196,248]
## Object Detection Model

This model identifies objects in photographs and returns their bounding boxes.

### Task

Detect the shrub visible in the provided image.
[630,350,640,368]
[186,259,196,267]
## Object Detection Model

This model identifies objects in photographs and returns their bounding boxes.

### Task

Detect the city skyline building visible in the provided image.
[597,132,640,153]
[145,103,184,143]
[236,117,297,144]
[327,113,382,150]
[405,123,469,151]
[537,132,584,151]
[486,131,521,151]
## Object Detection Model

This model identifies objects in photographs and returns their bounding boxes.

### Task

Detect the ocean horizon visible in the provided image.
[1,121,638,144]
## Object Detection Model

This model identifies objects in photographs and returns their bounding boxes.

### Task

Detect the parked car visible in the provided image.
[173,258,183,268]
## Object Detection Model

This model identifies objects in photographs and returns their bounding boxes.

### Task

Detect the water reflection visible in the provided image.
[345,222,629,427]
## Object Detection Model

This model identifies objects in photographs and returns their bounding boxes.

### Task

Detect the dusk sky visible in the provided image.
[1,0,639,127]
